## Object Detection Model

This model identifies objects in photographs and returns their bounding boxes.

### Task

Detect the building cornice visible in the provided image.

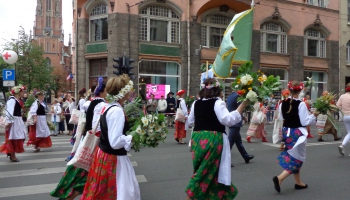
[264,0,339,13]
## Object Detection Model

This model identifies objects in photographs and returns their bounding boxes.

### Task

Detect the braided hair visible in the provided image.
[286,81,304,114]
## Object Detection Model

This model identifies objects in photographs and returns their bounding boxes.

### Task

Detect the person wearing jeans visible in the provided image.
[336,83,350,156]
[226,91,254,167]
[51,99,61,136]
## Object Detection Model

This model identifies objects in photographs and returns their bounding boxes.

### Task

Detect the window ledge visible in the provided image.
[260,51,290,57]
[303,56,329,60]
[346,63,350,67]
[139,40,182,48]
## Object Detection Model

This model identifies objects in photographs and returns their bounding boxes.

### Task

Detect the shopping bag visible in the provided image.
[26,113,35,126]
[69,109,81,125]
[272,119,283,144]
[247,123,258,136]
[316,114,327,132]
[251,111,264,124]
[70,113,86,154]
[67,116,100,171]
[175,104,186,123]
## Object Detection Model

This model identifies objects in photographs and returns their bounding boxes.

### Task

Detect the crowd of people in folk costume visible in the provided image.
[2,76,350,200]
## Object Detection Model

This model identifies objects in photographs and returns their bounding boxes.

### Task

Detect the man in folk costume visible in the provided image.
[317,117,342,142]
[27,91,52,152]
[0,85,27,162]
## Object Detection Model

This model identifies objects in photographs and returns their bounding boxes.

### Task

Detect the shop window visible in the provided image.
[201,13,233,48]
[139,5,180,43]
[307,0,326,8]
[260,67,288,89]
[89,58,107,78]
[304,29,326,58]
[260,22,287,54]
[347,41,350,63]
[89,4,108,42]
[304,71,327,102]
[138,60,180,97]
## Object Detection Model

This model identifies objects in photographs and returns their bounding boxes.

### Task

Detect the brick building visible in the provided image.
[72,0,339,101]
[33,0,73,97]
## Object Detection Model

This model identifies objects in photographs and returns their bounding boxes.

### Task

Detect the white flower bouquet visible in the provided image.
[128,113,168,152]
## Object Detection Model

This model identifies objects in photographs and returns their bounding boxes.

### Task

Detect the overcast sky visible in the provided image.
[0,0,72,51]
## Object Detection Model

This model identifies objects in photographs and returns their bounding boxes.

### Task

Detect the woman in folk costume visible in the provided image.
[174,89,188,144]
[337,83,350,156]
[272,81,319,193]
[272,89,290,144]
[50,78,107,200]
[246,101,268,143]
[77,88,86,111]
[185,78,249,199]
[300,91,314,139]
[51,99,62,136]
[81,74,141,200]
[27,91,52,152]
[0,84,26,162]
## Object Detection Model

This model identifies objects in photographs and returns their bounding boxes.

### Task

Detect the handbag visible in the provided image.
[69,109,81,125]
[67,115,100,171]
[175,104,186,123]
[251,111,264,124]
[70,112,86,154]
[26,113,35,126]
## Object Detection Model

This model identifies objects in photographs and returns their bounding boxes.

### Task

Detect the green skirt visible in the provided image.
[186,130,238,200]
[50,165,88,198]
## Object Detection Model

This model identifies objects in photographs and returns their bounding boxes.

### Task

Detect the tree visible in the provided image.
[2,27,55,92]
[51,64,69,98]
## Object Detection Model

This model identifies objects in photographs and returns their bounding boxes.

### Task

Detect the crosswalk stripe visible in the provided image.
[0,158,64,166]
[136,175,147,183]
[0,183,57,198]
[0,167,66,178]
[4,150,71,157]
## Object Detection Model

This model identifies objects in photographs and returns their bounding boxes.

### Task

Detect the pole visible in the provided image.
[206,61,208,78]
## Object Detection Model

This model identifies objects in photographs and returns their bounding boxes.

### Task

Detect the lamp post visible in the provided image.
[11,38,18,85]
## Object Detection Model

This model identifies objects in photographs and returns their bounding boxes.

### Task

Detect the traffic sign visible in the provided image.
[3,81,15,87]
[2,69,15,81]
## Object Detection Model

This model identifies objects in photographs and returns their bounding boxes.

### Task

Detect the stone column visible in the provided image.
[287,35,304,81]
[77,18,88,90]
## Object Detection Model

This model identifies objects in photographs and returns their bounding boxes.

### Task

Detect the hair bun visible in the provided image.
[79,88,86,94]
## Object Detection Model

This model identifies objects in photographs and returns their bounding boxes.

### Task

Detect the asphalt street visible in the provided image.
[0,122,349,200]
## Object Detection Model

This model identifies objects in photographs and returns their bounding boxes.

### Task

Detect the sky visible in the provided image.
[0,0,72,51]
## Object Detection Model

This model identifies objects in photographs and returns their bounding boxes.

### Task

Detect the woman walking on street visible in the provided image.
[27,91,52,152]
[247,101,268,143]
[166,92,176,127]
[51,99,62,136]
[65,96,75,136]
[174,90,188,144]
[0,85,27,162]
[185,78,249,199]
[81,75,140,200]
[337,83,350,156]
[272,81,319,193]
[58,97,66,134]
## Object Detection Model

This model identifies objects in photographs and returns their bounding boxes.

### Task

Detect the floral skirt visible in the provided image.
[27,125,52,148]
[277,128,303,174]
[50,165,88,198]
[0,130,25,154]
[174,121,186,139]
[186,131,238,200]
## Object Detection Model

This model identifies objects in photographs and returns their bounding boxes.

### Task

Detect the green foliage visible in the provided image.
[24,95,35,108]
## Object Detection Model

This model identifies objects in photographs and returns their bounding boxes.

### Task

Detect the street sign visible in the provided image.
[3,81,15,87]
[2,69,15,81]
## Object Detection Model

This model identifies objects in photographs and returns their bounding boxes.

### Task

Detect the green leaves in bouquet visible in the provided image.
[24,95,35,108]
[130,131,141,152]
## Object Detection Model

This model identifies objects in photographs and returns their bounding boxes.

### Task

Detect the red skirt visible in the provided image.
[81,148,117,200]
[26,125,52,148]
[0,130,25,154]
[174,121,186,139]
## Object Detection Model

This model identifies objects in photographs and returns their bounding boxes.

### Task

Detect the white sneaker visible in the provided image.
[338,145,345,156]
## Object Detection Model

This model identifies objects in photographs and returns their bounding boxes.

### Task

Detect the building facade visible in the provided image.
[73,0,339,100]
[33,0,73,96]
[340,0,350,93]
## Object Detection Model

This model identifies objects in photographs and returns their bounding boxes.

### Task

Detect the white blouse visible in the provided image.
[103,102,132,151]
[92,98,106,132]
[5,97,19,123]
[188,98,242,128]
[278,98,316,126]
[78,98,86,111]
[178,98,188,117]
[81,100,91,113]
[29,100,47,116]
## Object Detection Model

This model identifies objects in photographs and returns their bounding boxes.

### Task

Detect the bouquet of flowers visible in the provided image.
[185,96,196,109]
[231,61,281,105]
[313,91,342,134]
[281,89,290,100]
[127,113,168,152]
[47,121,55,131]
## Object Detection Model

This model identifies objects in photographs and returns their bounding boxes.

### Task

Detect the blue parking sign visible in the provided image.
[2,69,15,81]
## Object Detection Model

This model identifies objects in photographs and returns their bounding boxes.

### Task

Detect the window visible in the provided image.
[307,0,326,8]
[138,60,180,97]
[139,6,180,43]
[348,0,350,22]
[304,71,327,102]
[46,16,51,27]
[46,0,51,11]
[201,13,233,47]
[260,67,288,89]
[45,58,51,68]
[347,41,350,63]
[89,4,108,42]
[304,29,326,58]
[260,22,287,53]
[46,42,50,52]
[89,59,107,78]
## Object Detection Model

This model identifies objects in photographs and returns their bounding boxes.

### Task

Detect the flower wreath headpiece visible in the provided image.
[346,86,350,92]
[201,79,221,89]
[10,84,26,95]
[106,80,134,102]
[287,81,304,91]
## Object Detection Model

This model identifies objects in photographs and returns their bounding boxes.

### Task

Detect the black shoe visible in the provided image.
[295,184,308,190]
[273,176,280,193]
[318,139,324,142]
[175,139,179,143]
[244,154,254,164]
[9,157,19,162]
[231,164,234,167]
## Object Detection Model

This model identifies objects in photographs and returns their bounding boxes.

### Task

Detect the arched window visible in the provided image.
[89,4,108,42]
[304,29,326,58]
[45,58,51,68]
[346,41,350,63]
[201,13,233,47]
[260,22,287,54]
[139,5,180,43]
